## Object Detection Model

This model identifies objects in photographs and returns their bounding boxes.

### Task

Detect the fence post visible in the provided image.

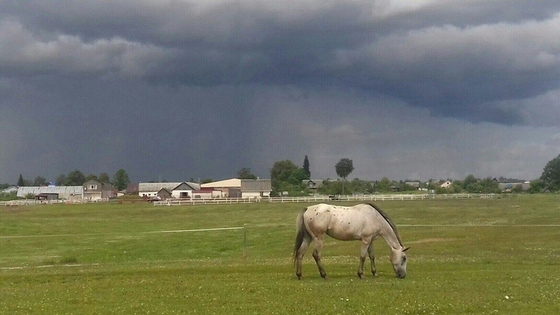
[243,224,247,259]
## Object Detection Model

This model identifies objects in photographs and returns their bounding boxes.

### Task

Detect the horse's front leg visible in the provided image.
[357,239,370,279]
[312,238,328,279]
[368,241,377,277]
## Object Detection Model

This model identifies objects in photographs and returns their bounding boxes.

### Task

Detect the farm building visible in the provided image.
[497,179,531,192]
[83,179,116,200]
[138,182,201,199]
[302,179,324,192]
[201,178,271,198]
[17,186,84,200]
[1,185,18,194]
[191,188,222,199]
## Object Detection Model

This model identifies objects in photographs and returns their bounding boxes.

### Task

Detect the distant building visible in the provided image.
[125,183,139,195]
[302,179,324,192]
[83,179,116,200]
[17,186,83,200]
[191,188,222,199]
[405,181,421,190]
[440,180,453,188]
[201,178,271,198]
[496,178,530,192]
[138,182,200,199]
[1,185,18,194]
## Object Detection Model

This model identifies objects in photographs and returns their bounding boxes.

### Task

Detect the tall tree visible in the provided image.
[335,158,354,194]
[303,155,311,179]
[113,169,130,191]
[540,154,560,191]
[237,167,257,179]
[17,174,25,186]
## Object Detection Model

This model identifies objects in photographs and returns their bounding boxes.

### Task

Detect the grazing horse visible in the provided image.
[294,203,409,280]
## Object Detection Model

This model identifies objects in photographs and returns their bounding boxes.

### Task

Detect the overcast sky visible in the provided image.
[1,0,560,184]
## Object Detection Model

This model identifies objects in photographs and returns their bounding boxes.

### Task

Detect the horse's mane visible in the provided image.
[368,203,403,247]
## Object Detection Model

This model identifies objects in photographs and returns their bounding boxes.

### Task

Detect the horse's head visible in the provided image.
[391,246,409,279]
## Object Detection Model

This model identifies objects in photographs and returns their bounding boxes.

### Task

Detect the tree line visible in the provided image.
[266,154,560,196]
[8,169,131,191]
[3,153,560,198]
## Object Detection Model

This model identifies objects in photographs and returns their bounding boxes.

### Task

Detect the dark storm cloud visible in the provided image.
[3,0,559,125]
[1,0,560,183]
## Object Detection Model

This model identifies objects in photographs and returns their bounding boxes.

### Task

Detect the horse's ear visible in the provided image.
[403,247,410,252]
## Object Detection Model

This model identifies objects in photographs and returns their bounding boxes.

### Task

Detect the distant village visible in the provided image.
[0,177,533,203]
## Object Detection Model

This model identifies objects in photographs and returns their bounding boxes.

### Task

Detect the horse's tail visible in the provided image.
[293,208,308,265]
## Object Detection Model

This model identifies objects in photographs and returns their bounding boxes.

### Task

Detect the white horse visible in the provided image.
[294,203,409,280]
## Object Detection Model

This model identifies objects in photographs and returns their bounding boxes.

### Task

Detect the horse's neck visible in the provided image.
[381,233,402,250]
[379,222,402,250]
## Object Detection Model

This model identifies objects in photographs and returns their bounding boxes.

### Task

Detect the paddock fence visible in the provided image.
[151,193,495,206]
[1,193,495,207]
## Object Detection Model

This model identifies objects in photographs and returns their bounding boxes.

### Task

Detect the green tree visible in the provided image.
[335,158,354,194]
[113,169,130,191]
[303,155,311,179]
[462,174,478,192]
[32,176,48,186]
[375,177,392,192]
[528,180,545,193]
[85,174,98,182]
[317,180,344,195]
[98,173,111,183]
[237,168,257,179]
[540,154,560,191]
[17,174,25,186]
[270,160,307,194]
[65,170,86,186]
[55,174,66,186]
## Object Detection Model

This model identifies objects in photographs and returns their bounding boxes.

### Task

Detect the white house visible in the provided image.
[138,182,200,199]
[440,180,453,188]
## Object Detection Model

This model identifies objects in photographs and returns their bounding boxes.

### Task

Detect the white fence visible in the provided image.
[1,194,494,207]
[152,193,494,206]
[0,198,111,206]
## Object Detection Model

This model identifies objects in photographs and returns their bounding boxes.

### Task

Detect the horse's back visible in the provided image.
[304,203,379,241]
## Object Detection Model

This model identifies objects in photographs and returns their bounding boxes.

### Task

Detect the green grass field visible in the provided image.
[1,195,560,314]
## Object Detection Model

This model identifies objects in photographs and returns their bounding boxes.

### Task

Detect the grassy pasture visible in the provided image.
[1,195,560,314]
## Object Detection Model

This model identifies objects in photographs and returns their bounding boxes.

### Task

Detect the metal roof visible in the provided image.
[201,178,241,188]
[17,186,83,197]
[138,182,200,192]
[138,182,183,192]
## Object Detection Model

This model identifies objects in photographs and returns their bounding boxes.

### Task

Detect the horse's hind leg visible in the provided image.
[368,242,377,277]
[312,237,328,279]
[295,236,311,280]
